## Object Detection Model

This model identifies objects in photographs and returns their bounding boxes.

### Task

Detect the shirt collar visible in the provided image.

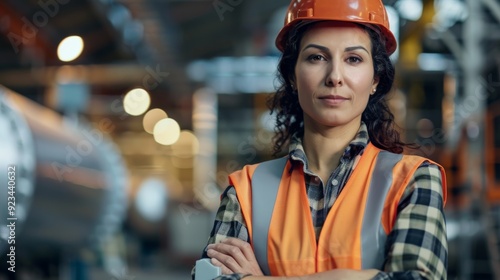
[288,122,369,170]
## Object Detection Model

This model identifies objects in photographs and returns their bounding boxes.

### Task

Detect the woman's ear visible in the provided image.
[290,77,297,90]
[371,77,380,95]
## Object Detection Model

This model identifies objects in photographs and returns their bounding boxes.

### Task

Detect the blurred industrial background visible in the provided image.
[0,0,499,279]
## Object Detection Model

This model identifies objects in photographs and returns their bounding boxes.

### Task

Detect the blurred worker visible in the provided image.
[194,0,447,279]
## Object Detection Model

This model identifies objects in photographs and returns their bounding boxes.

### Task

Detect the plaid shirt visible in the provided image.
[193,123,447,280]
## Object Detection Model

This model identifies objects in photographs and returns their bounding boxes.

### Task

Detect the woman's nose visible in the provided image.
[325,61,343,87]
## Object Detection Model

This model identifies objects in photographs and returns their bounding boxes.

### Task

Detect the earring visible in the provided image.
[372,88,377,94]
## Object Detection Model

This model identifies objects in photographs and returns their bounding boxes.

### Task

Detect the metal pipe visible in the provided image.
[0,86,129,256]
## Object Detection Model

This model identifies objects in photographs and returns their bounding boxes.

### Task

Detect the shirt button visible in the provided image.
[331,179,339,186]
[314,177,320,183]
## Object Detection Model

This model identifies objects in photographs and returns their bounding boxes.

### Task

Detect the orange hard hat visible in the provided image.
[275,0,397,55]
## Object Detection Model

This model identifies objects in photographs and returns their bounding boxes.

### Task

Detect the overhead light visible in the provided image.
[123,88,150,116]
[143,108,167,134]
[153,118,181,145]
[57,36,84,62]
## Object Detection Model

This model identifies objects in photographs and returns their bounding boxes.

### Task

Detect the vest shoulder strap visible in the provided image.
[251,156,288,276]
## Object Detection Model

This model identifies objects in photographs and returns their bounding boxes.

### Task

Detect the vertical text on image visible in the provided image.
[6,165,17,273]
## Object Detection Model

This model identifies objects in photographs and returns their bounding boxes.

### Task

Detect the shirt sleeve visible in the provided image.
[191,186,250,280]
[373,162,448,280]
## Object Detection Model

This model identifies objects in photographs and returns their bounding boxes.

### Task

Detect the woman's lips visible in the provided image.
[318,95,349,105]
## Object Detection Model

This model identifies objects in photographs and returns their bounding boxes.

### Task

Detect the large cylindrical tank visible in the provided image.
[0,88,36,255]
[0,86,128,256]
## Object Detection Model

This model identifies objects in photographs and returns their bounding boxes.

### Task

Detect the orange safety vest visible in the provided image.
[229,143,446,276]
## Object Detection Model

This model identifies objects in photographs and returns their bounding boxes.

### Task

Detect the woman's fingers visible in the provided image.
[209,256,233,275]
[221,238,258,263]
[207,238,264,276]
[207,244,245,272]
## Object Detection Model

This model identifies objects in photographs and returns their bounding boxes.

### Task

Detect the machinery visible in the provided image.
[0,86,129,276]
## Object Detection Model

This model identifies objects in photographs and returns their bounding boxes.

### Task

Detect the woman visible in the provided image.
[193,0,447,279]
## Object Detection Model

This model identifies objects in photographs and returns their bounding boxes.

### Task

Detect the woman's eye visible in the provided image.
[308,55,325,61]
[347,56,362,63]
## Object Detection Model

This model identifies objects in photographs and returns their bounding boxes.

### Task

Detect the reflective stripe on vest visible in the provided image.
[250,151,402,273]
[361,151,402,269]
[251,156,288,276]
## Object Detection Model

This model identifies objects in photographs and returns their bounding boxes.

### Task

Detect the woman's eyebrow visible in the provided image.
[345,46,370,54]
[302,44,329,52]
[302,44,369,55]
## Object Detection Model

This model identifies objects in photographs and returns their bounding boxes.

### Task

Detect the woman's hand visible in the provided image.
[206,237,264,276]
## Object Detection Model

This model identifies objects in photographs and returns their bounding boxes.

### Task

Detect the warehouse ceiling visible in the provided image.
[0,0,289,94]
[0,0,135,68]
[0,0,459,86]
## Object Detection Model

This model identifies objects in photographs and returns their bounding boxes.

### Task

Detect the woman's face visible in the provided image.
[294,21,378,130]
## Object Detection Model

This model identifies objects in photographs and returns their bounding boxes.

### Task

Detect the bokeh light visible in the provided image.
[153,118,181,145]
[416,118,435,138]
[123,88,150,116]
[134,177,168,222]
[143,108,168,134]
[172,130,200,157]
[57,36,84,62]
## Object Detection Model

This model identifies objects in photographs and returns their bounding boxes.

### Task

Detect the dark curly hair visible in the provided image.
[268,21,412,157]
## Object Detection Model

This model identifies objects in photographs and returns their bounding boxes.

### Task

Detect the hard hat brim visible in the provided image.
[275,19,397,55]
